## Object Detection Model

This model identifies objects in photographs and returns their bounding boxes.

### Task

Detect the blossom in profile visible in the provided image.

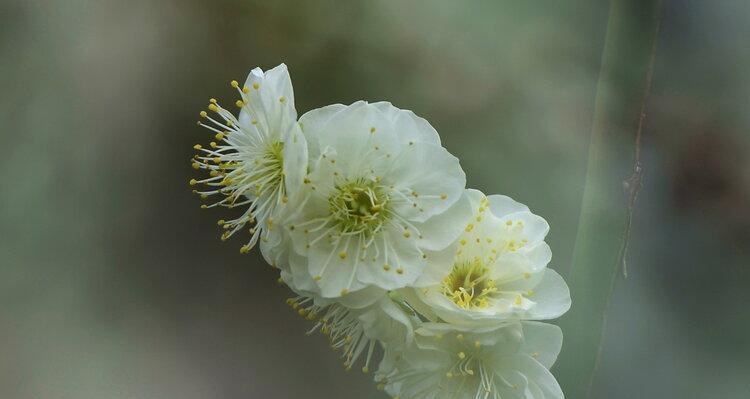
[408,189,570,328]
[190,64,308,253]
[285,102,471,298]
[376,322,564,399]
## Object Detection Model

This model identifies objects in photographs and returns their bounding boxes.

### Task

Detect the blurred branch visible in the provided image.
[554,0,662,397]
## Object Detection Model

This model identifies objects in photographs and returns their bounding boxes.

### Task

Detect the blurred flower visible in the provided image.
[285,282,415,373]
[285,101,470,298]
[376,322,564,399]
[190,64,308,253]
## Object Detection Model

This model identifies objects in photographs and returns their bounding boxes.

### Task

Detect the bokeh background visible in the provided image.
[2,1,749,398]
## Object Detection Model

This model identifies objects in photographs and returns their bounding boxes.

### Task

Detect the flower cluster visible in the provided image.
[190,64,571,399]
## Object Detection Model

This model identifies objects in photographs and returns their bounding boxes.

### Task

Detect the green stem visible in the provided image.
[554,0,662,397]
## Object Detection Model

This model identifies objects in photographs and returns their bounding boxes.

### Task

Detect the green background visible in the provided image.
[2,1,748,398]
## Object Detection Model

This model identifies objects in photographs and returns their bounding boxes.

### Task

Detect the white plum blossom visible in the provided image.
[189,64,572,399]
[285,101,471,298]
[408,189,571,328]
[376,322,564,399]
[191,64,307,254]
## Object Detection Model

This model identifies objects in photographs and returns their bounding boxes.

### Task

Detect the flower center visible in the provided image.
[328,178,389,235]
[441,259,497,309]
[248,141,285,196]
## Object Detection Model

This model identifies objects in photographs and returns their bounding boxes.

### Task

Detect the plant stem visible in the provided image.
[554,0,662,397]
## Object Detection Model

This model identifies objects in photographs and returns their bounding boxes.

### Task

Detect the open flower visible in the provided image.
[376,322,564,399]
[190,64,307,253]
[408,189,570,328]
[286,101,471,298]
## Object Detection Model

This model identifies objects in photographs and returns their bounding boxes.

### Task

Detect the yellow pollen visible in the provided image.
[215,132,225,140]
[383,264,391,271]
[235,100,245,108]
[279,96,286,103]
[465,224,474,232]
[242,86,249,93]
[193,144,202,150]
[199,111,207,118]
[458,352,466,359]
[189,179,197,186]
[230,80,239,88]
[440,194,448,200]
[396,268,404,275]
[191,162,200,170]
[340,289,349,296]
[313,275,322,281]
[252,82,259,90]
[208,103,219,112]
[338,251,347,260]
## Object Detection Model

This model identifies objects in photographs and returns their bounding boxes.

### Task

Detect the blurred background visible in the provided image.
[1,0,748,398]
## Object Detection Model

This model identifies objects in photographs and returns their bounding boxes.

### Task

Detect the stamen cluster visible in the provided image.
[189,64,571,399]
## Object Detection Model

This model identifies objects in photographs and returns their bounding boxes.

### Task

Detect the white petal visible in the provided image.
[307,101,399,173]
[370,101,441,146]
[488,194,530,217]
[504,355,564,399]
[386,142,466,222]
[298,103,347,159]
[240,64,297,134]
[502,211,551,245]
[519,321,563,368]
[524,269,571,320]
[417,188,477,250]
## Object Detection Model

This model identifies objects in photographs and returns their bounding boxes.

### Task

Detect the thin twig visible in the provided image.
[617,2,662,279]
